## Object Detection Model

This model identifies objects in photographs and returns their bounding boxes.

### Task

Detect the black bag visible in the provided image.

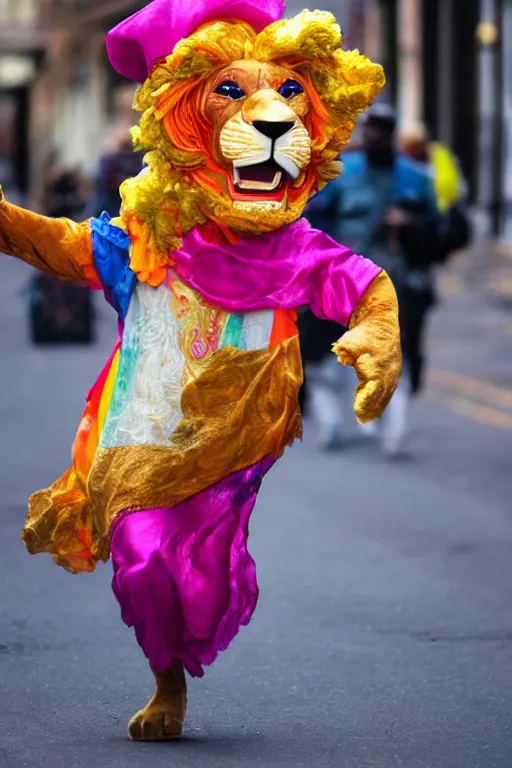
[443,203,471,255]
[394,198,471,269]
[28,274,94,345]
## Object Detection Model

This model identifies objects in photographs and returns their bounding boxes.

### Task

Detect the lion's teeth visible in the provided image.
[237,172,282,191]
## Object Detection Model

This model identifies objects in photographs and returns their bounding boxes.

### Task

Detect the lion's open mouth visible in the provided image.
[233,160,286,194]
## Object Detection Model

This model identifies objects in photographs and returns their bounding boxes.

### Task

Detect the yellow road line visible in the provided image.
[429,369,512,410]
[494,242,512,259]
[437,273,464,295]
[487,275,512,295]
[426,390,512,431]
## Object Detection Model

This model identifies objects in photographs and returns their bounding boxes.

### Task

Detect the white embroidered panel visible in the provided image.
[101,282,185,448]
[100,283,274,449]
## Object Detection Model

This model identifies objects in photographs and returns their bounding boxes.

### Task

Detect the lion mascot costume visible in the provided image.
[0,0,402,741]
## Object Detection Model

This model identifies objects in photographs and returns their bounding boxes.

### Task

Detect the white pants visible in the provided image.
[306,357,410,449]
[380,376,409,451]
[306,357,361,443]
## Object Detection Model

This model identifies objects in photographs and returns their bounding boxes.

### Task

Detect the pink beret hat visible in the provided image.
[106,0,287,83]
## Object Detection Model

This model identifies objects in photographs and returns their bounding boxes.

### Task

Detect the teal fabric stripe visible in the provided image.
[100,340,140,447]
[221,313,245,350]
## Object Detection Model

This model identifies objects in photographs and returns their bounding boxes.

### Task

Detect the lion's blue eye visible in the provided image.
[278,79,304,99]
[215,81,245,100]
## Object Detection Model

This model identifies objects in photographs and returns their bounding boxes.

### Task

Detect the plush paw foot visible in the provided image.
[128,703,183,741]
[128,661,187,742]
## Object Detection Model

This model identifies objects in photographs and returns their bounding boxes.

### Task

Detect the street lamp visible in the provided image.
[476,9,502,238]
[476,20,499,46]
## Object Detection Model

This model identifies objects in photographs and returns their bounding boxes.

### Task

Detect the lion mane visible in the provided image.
[118,10,385,285]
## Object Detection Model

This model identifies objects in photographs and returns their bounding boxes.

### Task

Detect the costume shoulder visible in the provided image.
[90,211,131,251]
[90,213,136,319]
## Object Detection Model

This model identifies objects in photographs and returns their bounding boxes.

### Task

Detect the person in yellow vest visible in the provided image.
[400,124,468,213]
[397,123,471,448]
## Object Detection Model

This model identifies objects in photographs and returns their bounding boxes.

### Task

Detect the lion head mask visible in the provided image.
[106,0,385,279]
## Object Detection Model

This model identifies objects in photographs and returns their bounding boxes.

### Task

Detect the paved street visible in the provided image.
[0,254,511,768]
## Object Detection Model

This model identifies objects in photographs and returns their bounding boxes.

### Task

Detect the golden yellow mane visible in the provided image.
[118,10,385,284]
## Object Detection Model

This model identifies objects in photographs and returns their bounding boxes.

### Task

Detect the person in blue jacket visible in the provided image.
[302,103,439,456]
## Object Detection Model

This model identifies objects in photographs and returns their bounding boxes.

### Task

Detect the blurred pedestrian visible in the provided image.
[27,156,95,344]
[400,124,463,209]
[88,133,142,218]
[401,123,471,255]
[45,161,89,220]
[299,186,360,449]
[303,104,442,457]
[298,307,349,448]
[87,130,144,219]
[86,84,144,219]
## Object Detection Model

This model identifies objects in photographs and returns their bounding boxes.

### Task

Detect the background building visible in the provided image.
[1,0,511,238]
[0,0,44,195]
[371,0,509,238]
[0,0,143,207]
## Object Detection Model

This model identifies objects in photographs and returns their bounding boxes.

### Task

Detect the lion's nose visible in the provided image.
[253,121,295,140]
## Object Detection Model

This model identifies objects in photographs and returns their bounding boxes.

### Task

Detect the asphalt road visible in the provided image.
[0,256,511,768]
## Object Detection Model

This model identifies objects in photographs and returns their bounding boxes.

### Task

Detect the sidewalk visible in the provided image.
[485,241,512,308]
[426,237,512,425]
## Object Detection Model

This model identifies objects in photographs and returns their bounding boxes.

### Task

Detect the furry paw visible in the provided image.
[128,704,183,741]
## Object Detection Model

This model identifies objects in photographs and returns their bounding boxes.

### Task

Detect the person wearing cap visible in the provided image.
[0,0,402,740]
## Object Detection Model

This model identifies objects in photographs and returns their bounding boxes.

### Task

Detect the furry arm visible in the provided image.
[0,187,98,285]
[333,271,402,423]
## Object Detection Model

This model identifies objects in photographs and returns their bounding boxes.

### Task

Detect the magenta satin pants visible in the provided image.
[110,458,274,676]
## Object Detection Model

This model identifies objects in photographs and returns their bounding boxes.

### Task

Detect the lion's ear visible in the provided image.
[255,10,342,62]
[323,49,386,124]
[334,48,386,98]
[310,47,386,128]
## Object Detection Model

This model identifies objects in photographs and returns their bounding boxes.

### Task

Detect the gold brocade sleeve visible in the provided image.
[22,466,97,574]
[0,187,98,285]
[333,271,402,423]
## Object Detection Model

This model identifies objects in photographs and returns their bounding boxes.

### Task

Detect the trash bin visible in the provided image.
[28,273,94,345]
